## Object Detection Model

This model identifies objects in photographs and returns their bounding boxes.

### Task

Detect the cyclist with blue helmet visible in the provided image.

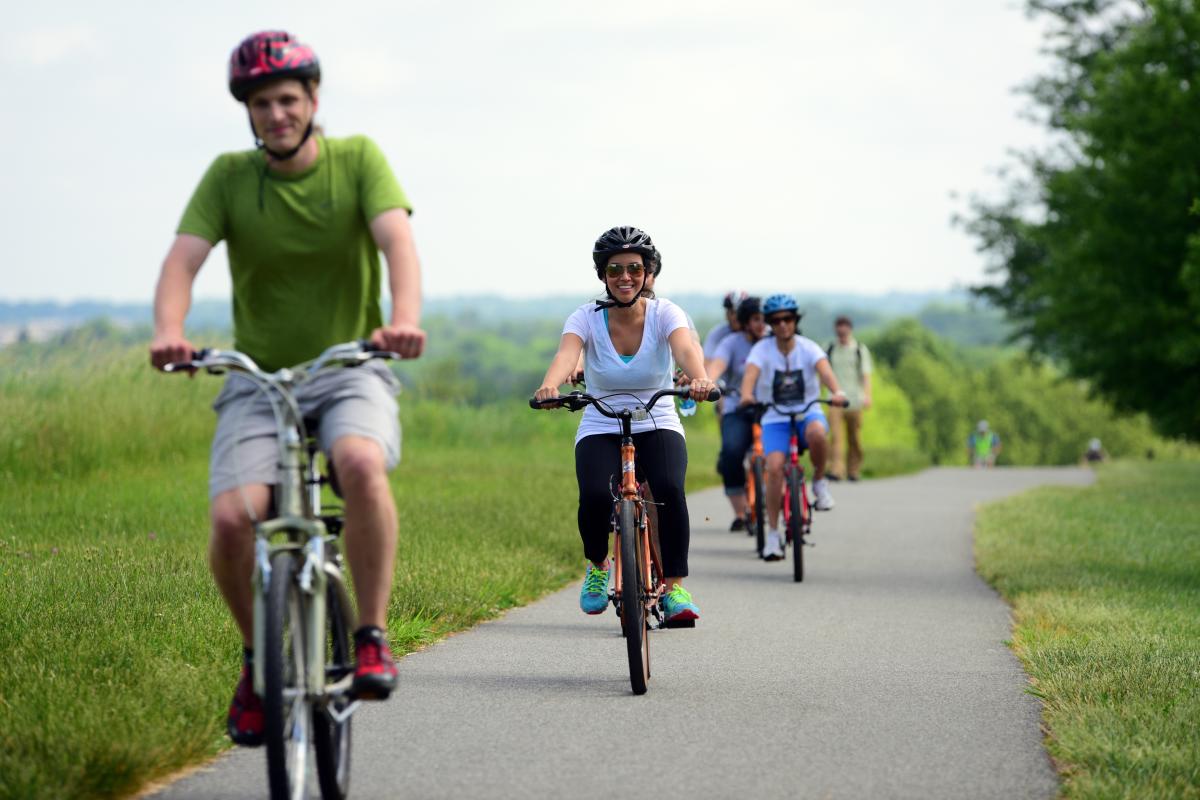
[739,294,846,560]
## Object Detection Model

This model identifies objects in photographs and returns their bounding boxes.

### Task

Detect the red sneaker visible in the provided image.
[227,661,264,747]
[352,627,398,700]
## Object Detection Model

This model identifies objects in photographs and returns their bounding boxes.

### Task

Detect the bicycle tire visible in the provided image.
[788,471,804,583]
[264,550,310,800]
[313,580,354,800]
[752,458,766,556]
[618,499,648,695]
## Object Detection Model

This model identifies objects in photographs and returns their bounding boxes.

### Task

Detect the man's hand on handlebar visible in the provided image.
[831,390,850,408]
[150,334,197,373]
[369,323,426,360]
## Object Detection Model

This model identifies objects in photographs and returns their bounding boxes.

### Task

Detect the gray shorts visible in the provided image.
[209,361,401,499]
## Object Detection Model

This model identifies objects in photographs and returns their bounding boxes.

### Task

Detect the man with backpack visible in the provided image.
[825,315,873,481]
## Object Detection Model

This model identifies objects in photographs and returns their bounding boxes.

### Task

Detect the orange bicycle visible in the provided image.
[529,386,718,695]
[744,409,767,557]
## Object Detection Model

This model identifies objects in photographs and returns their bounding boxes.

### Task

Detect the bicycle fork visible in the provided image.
[250,519,332,700]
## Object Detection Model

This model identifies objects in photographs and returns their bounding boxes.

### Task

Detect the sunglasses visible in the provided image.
[605,263,646,278]
[766,315,798,326]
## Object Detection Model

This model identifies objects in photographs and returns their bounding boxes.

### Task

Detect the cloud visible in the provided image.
[6,24,101,67]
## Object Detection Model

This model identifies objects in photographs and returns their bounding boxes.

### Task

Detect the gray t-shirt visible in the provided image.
[713,333,756,415]
[703,322,734,356]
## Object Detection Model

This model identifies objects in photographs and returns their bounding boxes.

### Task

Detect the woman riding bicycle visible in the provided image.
[534,226,717,624]
[705,296,768,531]
[739,294,846,560]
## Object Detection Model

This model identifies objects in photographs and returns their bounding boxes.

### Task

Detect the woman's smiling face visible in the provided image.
[603,253,646,304]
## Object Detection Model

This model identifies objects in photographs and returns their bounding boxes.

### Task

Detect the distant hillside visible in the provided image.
[0,290,1014,350]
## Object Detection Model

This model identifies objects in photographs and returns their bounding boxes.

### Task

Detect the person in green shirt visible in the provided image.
[824,315,874,481]
[149,31,425,746]
[968,420,1002,467]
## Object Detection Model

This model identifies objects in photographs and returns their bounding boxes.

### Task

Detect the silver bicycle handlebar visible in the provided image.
[163,339,399,383]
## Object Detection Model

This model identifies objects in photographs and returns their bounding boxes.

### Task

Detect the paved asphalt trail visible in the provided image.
[152,467,1092,800]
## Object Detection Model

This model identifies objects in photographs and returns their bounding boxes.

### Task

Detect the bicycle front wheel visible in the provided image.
[313,580,354,800]
[787,471,804,583]
[751,458,766,555]
[264,551,310,800]
[618,499,648,695]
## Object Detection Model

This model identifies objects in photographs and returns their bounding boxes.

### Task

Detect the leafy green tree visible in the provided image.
[965,0,1200,440]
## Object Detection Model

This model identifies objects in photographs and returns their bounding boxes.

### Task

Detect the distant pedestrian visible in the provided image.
[968,420,1002,468]
[1084,437,1108,464]
[824,315,873,481]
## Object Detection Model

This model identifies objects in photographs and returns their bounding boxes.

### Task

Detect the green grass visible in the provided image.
[976,461,1200,799]
[0,343,725,800]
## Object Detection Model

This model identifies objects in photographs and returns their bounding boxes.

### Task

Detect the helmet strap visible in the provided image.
[593,271,648,311]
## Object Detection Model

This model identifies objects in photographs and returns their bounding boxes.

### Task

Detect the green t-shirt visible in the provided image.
[177,135,411,371]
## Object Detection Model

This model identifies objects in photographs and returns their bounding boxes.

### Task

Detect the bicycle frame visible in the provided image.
[169,342,392,708]
[745,415,765,523]
[610,419,665,627]
[529,385,719,625]
[780,417,811,538]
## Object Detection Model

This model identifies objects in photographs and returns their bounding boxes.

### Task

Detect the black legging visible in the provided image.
[574,430,690,577]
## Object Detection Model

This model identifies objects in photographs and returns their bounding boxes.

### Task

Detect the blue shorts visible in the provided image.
[762,412,829,456]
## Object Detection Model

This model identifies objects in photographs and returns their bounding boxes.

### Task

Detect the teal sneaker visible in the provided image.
[661,584,700,624]
[579,561,611,615]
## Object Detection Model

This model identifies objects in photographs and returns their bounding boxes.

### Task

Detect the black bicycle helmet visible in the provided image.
[736,296,762,327]
[592,226,662,277]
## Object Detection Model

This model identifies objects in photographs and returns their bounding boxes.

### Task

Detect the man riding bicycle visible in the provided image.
[149,31,425,747]
[705,296,768,531]
[739,294,846,560]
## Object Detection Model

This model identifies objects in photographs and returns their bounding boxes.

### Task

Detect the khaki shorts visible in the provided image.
[209,361,401,499]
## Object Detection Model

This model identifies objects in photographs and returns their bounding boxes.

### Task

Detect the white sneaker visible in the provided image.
[813,478,835,511]
[762,530,784,560]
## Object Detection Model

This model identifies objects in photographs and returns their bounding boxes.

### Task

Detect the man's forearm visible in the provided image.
[154,261,195,338]
[385,242,421,327]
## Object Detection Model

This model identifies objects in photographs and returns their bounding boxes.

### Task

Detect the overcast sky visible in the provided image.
[2,1,1049,303]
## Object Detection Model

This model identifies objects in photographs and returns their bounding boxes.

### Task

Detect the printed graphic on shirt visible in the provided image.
[772,369,806,406]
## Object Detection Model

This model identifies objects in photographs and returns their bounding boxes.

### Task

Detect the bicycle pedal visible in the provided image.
[662,618,696,629]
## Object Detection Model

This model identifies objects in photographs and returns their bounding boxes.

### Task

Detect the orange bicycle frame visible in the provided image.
[611,437,664,614]
[745,418,765,517]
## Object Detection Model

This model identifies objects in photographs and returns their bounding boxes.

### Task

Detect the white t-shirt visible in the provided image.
[745,335,828,426]
[563,298,691,442]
